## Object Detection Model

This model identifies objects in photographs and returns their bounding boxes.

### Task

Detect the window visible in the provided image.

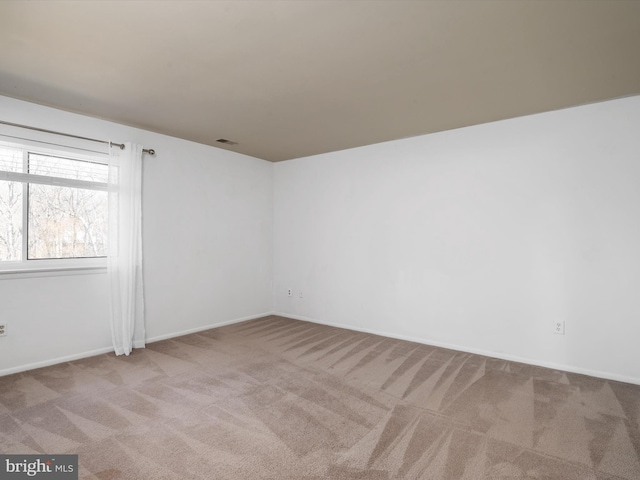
[0,142,108,272]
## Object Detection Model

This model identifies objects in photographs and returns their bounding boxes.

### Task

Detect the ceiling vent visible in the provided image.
[216,138,238,146]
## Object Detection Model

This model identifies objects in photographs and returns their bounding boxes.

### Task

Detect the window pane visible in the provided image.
[0,146,24,173]
[0,180,23,261]
[28,153,108,183]
[28,184,107,259]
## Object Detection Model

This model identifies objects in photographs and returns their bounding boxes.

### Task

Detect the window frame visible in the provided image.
[0,140,109,277]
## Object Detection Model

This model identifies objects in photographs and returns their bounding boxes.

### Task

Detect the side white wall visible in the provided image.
[274,96,640,384]
[0,96,274,375]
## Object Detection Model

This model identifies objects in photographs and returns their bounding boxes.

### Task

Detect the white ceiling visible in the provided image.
[0,1,639,162]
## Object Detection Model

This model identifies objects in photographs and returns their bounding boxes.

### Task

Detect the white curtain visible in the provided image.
[108,142,145,355]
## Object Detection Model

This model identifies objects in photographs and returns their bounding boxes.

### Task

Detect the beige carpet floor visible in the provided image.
[1,315,639,479]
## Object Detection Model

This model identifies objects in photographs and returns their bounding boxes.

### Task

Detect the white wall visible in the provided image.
[3,94,640,384]
[0,96,274,375]
[274,96,640,384]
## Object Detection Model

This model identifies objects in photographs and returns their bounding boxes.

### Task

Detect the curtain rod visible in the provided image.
[0,120,156,155]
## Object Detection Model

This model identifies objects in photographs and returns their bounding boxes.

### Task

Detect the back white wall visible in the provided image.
[274,96,640,384]
[0,96,274,375]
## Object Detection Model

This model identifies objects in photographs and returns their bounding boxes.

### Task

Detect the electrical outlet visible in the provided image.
[299,291,303,298]
[287,288,292,297]
[0,323,6,337]
[554,320,565,335]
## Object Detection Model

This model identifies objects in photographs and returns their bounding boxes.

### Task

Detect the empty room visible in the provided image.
[1,1,639,479]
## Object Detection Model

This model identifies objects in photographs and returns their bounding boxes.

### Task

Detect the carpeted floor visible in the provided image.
[1,315,639,479]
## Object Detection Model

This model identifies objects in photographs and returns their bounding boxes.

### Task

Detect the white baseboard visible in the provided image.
[144,311,277,344]
[7,310,636,386]
[0,311,277,377]
[0,346,115,377]
[275,312,640,386]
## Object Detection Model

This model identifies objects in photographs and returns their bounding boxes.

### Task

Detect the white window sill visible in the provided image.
[0,265,107,279]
